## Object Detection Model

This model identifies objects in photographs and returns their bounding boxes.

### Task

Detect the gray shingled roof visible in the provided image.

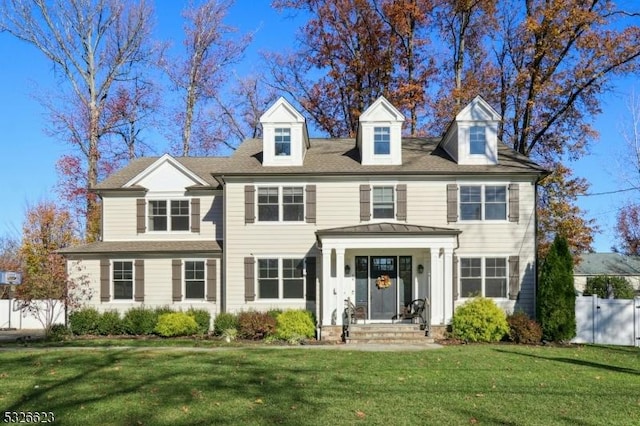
[316,222,461,237]
[59,240,222,255]
[92,137,546,190]
[574,253,640,276]
[94,157,228,190]
[216,138,547,176]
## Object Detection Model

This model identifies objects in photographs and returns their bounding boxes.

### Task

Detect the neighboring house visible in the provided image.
[574,253,640,295]
[61,95,547,339]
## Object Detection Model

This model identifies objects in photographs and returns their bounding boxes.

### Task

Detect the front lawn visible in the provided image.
[0,344,638,425]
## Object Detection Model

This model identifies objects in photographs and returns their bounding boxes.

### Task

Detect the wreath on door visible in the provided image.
[376,274,391,290]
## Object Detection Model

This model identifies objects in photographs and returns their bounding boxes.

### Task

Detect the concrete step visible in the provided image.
[344,324,433,344]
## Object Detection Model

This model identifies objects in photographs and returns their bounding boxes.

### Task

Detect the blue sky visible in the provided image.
[0,1,636,252]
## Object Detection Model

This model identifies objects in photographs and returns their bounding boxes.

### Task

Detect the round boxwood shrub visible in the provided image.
[275,310,315,341]
[47,324,71,341]
[122,306,158,335]
[69,307,101,335]
[507,311,542,344]
[155,312,198,337]
[97,310,124,336]
[186,308,211,335]
[213,312,238,336]
[452,297,509,343]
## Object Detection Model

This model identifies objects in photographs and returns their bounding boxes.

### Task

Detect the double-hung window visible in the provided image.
[460,185,506,221]
[258,188,279,221]
[257,186,304,222]
[113,261,133,300]
[184,261,205,299]
[258,258,304,299]
[374,127,390,155]
[372,186,394,219]
[275,128,291,156]
[148,200,190,231]
[470,126,486,155]
[460,257,507,298]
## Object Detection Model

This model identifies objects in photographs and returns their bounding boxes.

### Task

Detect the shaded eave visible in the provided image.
[59,240,223,258]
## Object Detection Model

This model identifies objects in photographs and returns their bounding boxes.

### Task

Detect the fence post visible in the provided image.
[591,294,598,344]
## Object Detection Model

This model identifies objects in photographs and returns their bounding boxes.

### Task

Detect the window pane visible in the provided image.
[470,126,486,155]
[283,279,304,298]
[258,188,279,221]
[149,201,167,231]
[372,187,394,219]
[259,279,279,298]
[485,186,507,220]
[374,127,390,155]
[460,186,482,220]
[258,259,278,279]
[186,281,205,298]
[283,187,304,221]
[461,278,482,297]
[282,258,304,278]
[486,279,507,298]
[461,258,481,278]
[275,128,291,156]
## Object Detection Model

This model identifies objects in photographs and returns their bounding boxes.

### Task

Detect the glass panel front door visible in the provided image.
[370,256,397,320]
[355,256,369,316]
[399,256,412,309]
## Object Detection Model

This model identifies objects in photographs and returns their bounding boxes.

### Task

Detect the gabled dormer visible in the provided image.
[441,96,501,165]
[357,96,405,165]
[259,97,309,167]
[124,154,208,194]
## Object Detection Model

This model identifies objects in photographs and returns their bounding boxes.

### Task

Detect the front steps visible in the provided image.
[343,323,434,344]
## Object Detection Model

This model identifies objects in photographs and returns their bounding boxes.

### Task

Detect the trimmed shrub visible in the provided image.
[451,297,509,342]
[537,235,576,341]
[186,308,211,335]
[584,275,635,299]
[237,311,276,340]
[267,309,283,320]
[155,312,199,337]
[507,311,542,344]
[47,324,71,341]
[275,310,315,341]
[69,307,101,335]
[122,306,158,335]
[213,312,238,336]
[97,310,124,336]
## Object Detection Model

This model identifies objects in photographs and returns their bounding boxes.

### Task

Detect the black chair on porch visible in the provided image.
[392,298,429,330]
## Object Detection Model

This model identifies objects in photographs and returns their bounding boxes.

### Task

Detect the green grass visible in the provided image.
[0,344,638,425]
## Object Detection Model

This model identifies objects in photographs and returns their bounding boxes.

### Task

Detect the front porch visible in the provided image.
[315,223,461,340]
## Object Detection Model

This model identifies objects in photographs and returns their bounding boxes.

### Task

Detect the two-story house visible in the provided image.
[62,95,546,340]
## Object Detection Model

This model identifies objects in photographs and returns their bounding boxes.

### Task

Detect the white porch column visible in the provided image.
[321,246,333,326]
[335,248,346,325]
[442,248,454,324]
[430,249,444,325]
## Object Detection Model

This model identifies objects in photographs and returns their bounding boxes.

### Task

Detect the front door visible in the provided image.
[370,256,397,320]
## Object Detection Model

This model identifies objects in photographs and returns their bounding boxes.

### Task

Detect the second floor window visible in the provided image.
[258,186,304,222]
[372,186,394,219]
[149,200,190,231]
[374,127,390,155]
[460,185,506,221]
[275,128,291,156]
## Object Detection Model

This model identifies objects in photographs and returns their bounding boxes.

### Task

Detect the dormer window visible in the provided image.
[470,126,486,155]
[374,127,391,155]
[275,128,291,156]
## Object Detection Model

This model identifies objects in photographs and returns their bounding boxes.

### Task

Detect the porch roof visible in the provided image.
[316,222,461,238]
[58,240,222,256]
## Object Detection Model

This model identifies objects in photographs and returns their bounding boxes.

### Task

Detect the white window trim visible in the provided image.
[256,185,306,224]
[458,255,509,300]
[183,259,207,301]
[255,256,306,301]
[111,259,135,302]
[146,198,191,233]
[458,184,508,222]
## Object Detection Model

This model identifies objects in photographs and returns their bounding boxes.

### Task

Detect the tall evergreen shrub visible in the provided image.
[537,235,576,341]
[584,275,635,299]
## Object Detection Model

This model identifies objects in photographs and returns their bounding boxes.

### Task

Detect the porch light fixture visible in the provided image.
[417,264,424,274]
[344,264,351,275]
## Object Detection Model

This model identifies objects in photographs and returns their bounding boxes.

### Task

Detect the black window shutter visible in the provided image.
[305,256,316,301]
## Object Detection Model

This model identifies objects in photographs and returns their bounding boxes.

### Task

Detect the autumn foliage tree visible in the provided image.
[0,0,157,242]
[16,202,91,334]
[0,236,21,299]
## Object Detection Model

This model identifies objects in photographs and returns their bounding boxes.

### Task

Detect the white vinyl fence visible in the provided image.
[573,295,640,347]
[0,299,65,330]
